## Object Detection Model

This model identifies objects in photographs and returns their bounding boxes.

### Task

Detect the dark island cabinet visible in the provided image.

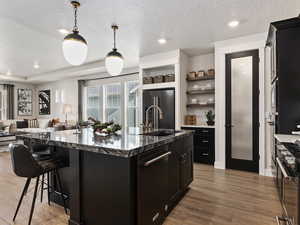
[138,135,194,225]
[181,126,215,165]
[166,135,193,214]
[32,132,194,225]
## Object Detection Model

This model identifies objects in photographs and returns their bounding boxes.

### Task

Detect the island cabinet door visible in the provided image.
[138,146,169,225]
[180,148,193,190]
[167,140,181,210]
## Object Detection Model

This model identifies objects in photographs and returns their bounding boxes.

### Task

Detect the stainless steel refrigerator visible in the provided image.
[143,88,175,129]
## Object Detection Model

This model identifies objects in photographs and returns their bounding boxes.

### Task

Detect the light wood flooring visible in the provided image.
[0,152,281,225]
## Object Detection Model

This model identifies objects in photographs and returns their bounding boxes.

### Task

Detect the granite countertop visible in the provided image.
[17,128,193,158]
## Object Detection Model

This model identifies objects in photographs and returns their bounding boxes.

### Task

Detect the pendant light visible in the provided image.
[62,1,88,66]
[105,25,124,76]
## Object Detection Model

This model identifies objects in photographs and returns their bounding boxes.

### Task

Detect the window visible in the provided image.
[84,79,140,128]
[86,86,102,121]
[126,81,139,128]
[104,83,121,124]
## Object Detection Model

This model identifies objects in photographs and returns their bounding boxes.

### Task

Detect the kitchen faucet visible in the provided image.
[145,105,164,130]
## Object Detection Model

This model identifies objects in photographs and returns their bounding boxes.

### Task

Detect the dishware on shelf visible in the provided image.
[205,83,212,89]
[191,98,198,104]
[192,84,200,90]
[207,98,214,103]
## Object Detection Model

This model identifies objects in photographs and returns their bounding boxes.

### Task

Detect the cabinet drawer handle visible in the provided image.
[144,152,171,167]
[202,153,208,156]
[201,130,209,133]
[202,140,209,143]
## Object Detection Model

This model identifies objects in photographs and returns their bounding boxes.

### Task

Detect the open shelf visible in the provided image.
[186,103,215,107]
[142,82,176,90]
[186,89,215,95]
[186,75,215,82]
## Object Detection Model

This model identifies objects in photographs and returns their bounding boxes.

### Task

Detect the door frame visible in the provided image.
[225,49,260,173]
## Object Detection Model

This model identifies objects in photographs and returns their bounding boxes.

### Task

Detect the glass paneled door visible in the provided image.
[225,50,259,173]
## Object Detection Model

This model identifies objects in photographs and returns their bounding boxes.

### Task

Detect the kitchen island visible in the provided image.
[17,128,194,225]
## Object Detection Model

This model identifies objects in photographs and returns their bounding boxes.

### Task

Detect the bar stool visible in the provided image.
[9,144,67,225]
[31,143,52,161]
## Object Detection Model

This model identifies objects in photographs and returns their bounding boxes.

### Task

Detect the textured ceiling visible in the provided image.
[0,0,299,79]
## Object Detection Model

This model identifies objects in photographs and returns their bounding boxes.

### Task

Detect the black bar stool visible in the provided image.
[31,143,52,204]
[9,143,67,225]
[31,143,52,161]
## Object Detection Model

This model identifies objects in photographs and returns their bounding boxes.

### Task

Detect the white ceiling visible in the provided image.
[0,0,300,82]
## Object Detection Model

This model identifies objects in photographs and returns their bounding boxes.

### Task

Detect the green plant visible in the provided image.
[206,110,215,122]
[91,120,122,135]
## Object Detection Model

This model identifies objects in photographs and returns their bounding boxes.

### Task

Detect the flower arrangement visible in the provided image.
[89,117,122,136]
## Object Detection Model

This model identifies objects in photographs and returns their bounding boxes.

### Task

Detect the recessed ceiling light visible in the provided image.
[228,20,239,28]
[58,28,69,35]
[33,63,40,69]
[158,38,167,44]
[6,70,11,76]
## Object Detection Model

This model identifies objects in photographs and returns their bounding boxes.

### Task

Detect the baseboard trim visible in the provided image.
[263,168,273,177]
[214,161,225,170]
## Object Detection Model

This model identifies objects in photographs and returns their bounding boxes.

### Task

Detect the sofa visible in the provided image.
[0,118,77,134]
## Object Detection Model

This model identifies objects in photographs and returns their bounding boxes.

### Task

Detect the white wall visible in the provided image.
[36,79,78,122]
[186,53,215,125]
[214,33,268,176]
[188,53,214,71]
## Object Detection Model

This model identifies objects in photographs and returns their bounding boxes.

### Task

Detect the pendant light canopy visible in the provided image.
[63,1,88,66]
[105,25,124,76]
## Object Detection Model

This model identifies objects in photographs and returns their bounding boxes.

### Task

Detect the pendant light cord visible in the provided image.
[112,25,118,50]
[113,26,116,50]
[73,5,78,32]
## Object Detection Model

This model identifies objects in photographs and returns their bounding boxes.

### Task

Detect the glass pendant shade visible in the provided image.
[105,49,124,76]
[63,31,88,66]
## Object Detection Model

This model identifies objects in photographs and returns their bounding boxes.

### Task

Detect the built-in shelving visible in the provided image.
[186,75,215,82]
[142,82,176,90]
[186,89,215,95]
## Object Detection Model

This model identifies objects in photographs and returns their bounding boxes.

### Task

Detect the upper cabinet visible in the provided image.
[266,17,300,134]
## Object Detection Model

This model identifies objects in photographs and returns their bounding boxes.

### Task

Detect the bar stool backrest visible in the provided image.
[9,144,43,178]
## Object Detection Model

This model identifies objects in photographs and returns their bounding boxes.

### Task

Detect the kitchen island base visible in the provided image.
[20,129,193,225]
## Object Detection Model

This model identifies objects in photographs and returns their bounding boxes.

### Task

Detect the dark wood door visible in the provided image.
[225,50,259,173]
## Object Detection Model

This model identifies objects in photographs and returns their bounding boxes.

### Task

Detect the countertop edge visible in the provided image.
[17,130,194,158]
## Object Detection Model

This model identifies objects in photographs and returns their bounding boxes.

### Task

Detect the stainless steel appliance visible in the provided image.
[143,88,175,130]
[275,143,299,225]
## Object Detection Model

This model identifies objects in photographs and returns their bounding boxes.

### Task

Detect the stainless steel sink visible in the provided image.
[141,130,181,136]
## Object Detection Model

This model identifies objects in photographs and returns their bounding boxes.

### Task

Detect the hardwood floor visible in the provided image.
[0,152,281,225]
